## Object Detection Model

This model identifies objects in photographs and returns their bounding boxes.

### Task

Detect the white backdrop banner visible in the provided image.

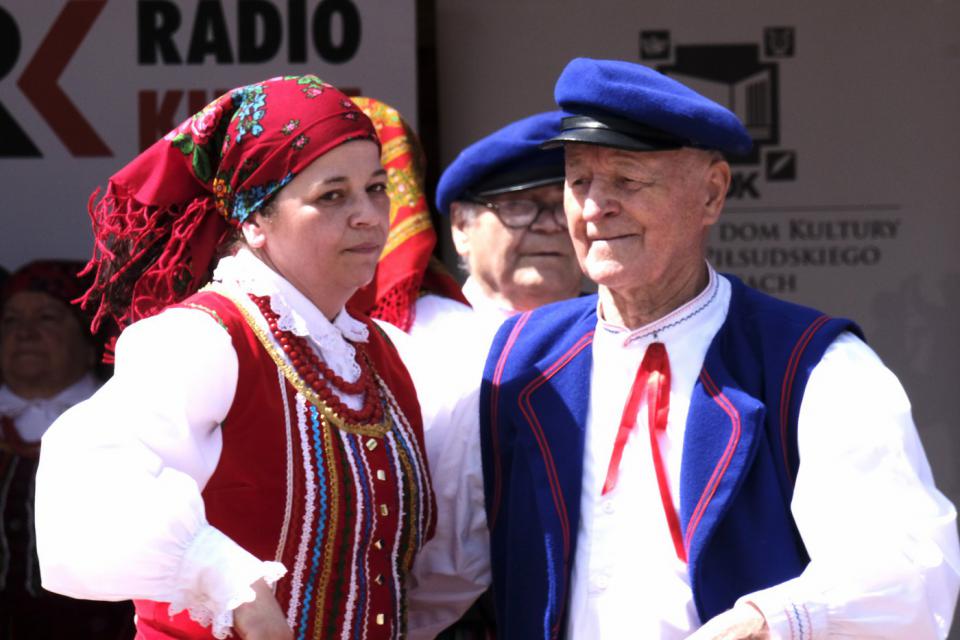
[431,1,960,517]
[0,0,417,269]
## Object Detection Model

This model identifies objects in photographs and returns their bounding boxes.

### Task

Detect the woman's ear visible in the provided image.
[241,215,266,249]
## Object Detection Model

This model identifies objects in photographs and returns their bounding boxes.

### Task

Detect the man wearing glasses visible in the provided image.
[436,112,582,322]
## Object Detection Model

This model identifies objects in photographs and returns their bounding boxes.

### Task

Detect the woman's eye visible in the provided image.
[368,182,388,194]
[317,190,344,203]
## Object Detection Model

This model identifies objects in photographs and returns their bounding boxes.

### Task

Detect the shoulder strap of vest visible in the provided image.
[169,289,260,369]
[723,275,863,491]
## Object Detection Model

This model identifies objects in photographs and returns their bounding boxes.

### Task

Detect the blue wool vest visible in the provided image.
[479,275,861,639]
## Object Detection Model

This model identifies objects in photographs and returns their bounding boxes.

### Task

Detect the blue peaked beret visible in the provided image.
[435,111,567,215]
[547,58,752,156]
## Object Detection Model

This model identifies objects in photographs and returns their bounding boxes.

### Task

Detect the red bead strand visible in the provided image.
[250,294,383,424]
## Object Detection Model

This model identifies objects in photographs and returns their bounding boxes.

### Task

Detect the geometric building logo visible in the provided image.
[657,44,780,166]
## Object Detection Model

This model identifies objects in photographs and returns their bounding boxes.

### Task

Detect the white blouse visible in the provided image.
[35,249,370,639]
[376,294,494,638]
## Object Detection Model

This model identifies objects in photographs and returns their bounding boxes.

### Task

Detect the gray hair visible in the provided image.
[449,200,482,275]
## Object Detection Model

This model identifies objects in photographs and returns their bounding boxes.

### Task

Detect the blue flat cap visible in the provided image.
[547,58,752,156]
[436,111,567,215]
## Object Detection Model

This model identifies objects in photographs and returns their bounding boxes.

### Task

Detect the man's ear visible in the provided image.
[449,202,471,258]
[241,215,267,249]
[703,157,731,226]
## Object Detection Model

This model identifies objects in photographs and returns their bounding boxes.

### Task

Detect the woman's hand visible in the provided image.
[233,579,293,640]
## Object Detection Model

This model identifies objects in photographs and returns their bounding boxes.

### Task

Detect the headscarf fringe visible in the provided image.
[366,273,423,332]
[77,183,228,333]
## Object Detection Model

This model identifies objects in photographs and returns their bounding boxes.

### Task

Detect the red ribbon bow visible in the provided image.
[602,341,686,562]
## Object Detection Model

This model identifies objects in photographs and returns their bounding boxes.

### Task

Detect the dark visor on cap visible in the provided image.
[542,114,691,152]
[467,163,565,198]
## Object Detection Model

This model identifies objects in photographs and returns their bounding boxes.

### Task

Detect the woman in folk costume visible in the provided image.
[34,76,435,640]
[0,260,133,638]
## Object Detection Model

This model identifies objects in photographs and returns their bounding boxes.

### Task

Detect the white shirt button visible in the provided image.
[590,574,609,593]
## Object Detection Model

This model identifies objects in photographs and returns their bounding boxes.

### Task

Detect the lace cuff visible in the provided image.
[737,579,826,640]
[170,525,287,639]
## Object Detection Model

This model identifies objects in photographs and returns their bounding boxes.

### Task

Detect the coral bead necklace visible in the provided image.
[250,294,383,424]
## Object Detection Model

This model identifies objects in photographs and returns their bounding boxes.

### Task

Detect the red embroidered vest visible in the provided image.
[135,290,435,639]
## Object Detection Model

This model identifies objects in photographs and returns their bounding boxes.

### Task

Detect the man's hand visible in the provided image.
[233,578,293,640]
[686,602,770,640]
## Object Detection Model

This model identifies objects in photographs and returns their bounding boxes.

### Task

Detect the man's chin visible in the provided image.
[511,269,579,298]
[512,264,562,286]
[583,261,633,290]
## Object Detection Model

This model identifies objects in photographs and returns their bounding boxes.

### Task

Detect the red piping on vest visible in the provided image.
[517,331,594,639]
[778,315,830,484]
[487,312,532,529]
[684,369,743,554]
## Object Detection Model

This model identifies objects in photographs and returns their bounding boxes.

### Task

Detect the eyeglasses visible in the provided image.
[471,198,567,229]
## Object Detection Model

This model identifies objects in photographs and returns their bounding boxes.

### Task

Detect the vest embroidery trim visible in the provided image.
[147,290,432,639]
[223,289,431,638]
[206,285,391,437]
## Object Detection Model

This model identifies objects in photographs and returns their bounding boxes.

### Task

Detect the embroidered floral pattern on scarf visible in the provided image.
[80,75,378,334]
[347,98,466,331]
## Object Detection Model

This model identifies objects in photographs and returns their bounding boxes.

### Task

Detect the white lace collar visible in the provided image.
[212,248,368,382]
[597,262,722,346]
[0,373,100,442]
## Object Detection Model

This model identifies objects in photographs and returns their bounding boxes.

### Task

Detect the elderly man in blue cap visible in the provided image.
[410,58,960,640]
[436,112,582,325]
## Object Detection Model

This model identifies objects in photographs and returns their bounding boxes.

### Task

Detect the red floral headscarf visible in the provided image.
[347,97,466,331]
[2,260,88,309]
[2,260,107,364]
[79,75,378,333]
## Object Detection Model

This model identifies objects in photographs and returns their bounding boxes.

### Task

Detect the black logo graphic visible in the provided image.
[765,150,796,181]
[0,8,40,157]
[636,28,800,197]
[764,27,795,58]
[657,43,778,166]
[639,30,671,60]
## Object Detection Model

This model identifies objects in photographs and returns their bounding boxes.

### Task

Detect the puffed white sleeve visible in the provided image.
[375,305,493,640]
[35,308,286,637]
[738,331,960,639]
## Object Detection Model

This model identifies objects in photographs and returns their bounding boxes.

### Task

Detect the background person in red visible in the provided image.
[0,259,132,639]
[35,77,435,640]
